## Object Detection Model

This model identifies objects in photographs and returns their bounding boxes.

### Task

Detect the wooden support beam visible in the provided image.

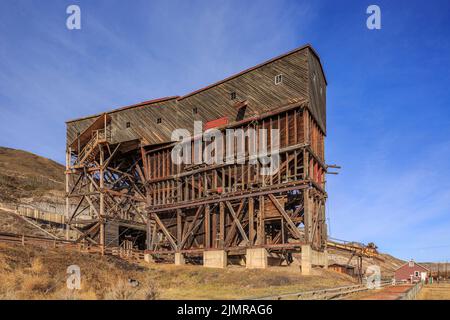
[225,201,249,244]
[177,209,183,245]
[153,213,177,250]
[179,205,204,249]
[248,197,255,245]
[224,199,246,246]
[268,194,303,240]
[204,205,210,249]
[257,196,265,245]
[219,202,225,248]
[303,187,310,244]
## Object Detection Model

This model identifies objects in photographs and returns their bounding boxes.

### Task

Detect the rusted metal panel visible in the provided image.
[204,116,229,131]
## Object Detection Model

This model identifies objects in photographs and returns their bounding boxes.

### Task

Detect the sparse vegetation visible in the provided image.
[0,242,356,300]
[417,284,450,300]
[0,147,64,203]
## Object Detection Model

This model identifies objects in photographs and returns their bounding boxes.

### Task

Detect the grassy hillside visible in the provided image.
[327,248,405,279]
[0,147,64,203]
[0,242,355,300]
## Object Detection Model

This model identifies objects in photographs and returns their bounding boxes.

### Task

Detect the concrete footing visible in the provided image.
[301,245,328,275]
[175,252,185,265]
[203,250,227,268]
[246,248,268,269]
[144,253,154,263]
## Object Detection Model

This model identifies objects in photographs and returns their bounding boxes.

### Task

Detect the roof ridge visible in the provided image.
[66,43,326,124]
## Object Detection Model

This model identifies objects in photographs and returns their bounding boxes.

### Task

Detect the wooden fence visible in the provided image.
[399,282,423,300]
[251,281,392,300]
[16,206,66,224]
[0,231,145,261]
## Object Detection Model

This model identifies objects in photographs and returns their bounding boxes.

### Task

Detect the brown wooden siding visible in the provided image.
[307,48,326,134]
[66,45,327,148]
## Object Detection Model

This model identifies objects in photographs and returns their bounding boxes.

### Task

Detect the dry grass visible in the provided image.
[0,210,51,237]
[417,284,450,300]
[0,243,355,300]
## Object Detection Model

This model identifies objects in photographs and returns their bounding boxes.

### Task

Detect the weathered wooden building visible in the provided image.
[65,44,329,270]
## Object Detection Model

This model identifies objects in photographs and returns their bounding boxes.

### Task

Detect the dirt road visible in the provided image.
[346,285,413,300]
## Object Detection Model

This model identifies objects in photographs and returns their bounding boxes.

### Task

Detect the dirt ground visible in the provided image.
[0,242,356,300]
[417,283,450,300]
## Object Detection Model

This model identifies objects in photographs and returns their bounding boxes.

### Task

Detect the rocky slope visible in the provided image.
[0,146,65,208]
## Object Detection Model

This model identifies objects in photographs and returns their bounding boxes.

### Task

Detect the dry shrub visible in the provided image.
[21,274,55,294]
[29,257,45,274]
[58,289,98,300]
[0,289,17,300]
[103,279,160,300]
[264,275,292,286]
[142,282,160,300]
[105,280,138,300]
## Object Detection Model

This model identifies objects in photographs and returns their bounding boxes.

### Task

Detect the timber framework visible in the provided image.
[65,44,329,271]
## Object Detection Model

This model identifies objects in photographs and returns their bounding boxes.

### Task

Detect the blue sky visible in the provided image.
[0,0,449,262]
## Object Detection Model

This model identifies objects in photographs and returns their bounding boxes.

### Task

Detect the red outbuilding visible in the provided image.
[394,260,429,283]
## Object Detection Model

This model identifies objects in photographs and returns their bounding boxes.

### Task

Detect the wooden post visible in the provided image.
[248,197,255,245]
[99,146,105,249]
[257,196,265,245]
[304,189,310,244]
[204,205,210,249]
[100,223,105,256]
[212,206,217,248]
[177,210,182,249]
[219,202,225,248]
[65,147,71,241]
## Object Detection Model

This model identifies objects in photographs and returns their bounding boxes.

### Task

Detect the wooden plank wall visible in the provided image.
[307,48,327,134]
[144,106,326,207]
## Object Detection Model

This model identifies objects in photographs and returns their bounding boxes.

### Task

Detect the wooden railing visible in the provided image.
[251,281,392,300]
[0,231,145,261]
[16,205,66,225]
[399,282,423,300]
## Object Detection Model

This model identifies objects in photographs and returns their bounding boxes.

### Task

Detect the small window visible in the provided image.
[126,122,131,128]
[414,271,419,277]
[193,107,198,115]
[320,86,323,96]
[230,91,237,100]
[275,74,283,85]
[157,118,162,124]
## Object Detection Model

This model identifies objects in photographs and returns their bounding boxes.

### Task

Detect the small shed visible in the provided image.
[394,260,429,283]
[329,263,355,277]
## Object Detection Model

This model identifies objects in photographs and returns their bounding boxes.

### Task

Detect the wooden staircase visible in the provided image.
[76,129,107,166]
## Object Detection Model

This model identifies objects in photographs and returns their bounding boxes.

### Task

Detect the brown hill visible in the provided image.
[0,242,355,300]
[0,147,64,204]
